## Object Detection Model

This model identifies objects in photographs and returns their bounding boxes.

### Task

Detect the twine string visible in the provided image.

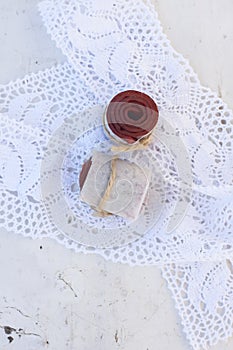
[94,157,118,217]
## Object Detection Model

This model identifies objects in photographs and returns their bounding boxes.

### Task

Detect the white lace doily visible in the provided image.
[0,0,233,349]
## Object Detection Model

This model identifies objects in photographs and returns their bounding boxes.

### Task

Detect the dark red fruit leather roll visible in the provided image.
[105,90,159,144]
[79,157,92,190]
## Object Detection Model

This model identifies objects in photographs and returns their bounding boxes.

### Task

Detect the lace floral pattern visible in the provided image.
[162,260,233,349]
[0,0,232,348]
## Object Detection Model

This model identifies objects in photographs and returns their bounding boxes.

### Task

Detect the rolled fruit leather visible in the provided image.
[79,151,151,220]
[103,90,159,146]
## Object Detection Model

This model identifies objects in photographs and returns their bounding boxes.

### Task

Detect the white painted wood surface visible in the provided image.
[0,1,232,349]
